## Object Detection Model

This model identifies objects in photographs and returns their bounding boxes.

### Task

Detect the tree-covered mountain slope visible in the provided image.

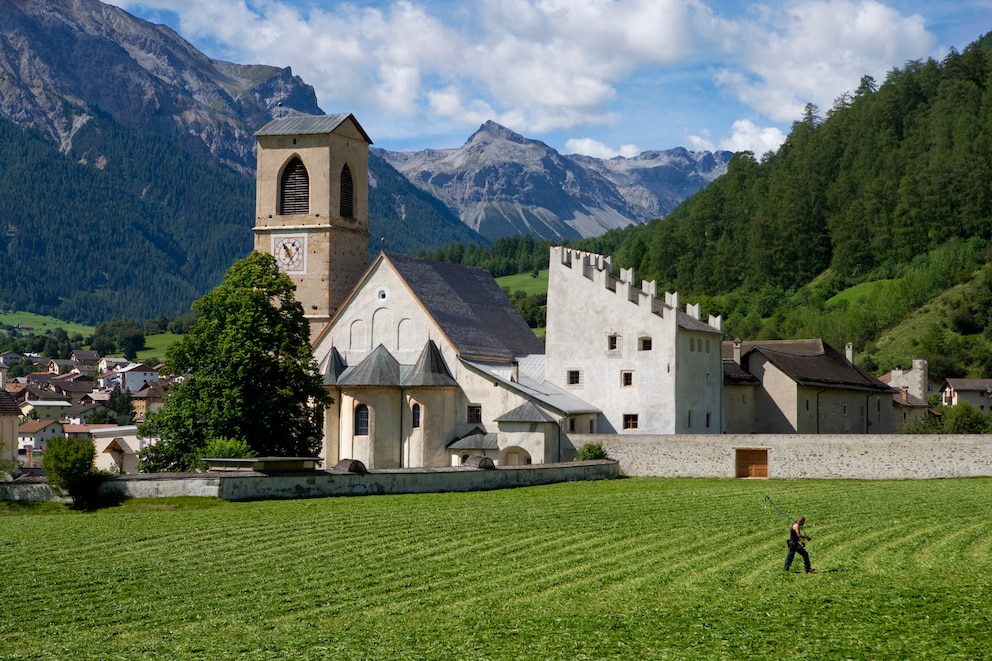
[573,33,992,375]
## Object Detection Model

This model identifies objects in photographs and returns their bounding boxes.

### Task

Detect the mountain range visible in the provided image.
[378,121,731,242]
[0,0,727,323]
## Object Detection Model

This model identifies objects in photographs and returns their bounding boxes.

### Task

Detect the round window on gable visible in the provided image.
[376,288,388,301]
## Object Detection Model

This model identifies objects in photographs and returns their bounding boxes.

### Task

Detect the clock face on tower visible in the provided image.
[273,235,306,272]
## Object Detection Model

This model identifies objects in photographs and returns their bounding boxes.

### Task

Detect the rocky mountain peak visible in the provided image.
[0,0,322,173]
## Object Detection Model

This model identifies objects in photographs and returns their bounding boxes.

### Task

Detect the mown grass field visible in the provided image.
[495,269,549,296]
[2,477,990,659]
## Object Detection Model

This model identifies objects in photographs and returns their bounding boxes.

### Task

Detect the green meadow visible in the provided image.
[2,477,990,659]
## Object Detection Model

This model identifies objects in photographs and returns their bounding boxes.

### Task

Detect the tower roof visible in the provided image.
[254,112,372,144]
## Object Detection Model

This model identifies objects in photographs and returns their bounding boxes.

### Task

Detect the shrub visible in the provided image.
[43,437,104,509]
[576,442,608,461]
[196,438,257,471]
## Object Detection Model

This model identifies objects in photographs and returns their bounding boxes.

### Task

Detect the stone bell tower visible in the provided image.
[253,112,372,341]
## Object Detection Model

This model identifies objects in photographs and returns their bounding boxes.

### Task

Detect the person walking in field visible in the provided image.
[784,516,815,573]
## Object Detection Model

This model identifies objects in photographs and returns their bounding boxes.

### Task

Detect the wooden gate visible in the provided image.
[735,448,769,478]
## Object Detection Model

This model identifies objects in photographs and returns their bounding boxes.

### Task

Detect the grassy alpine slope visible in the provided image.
[2,477,990,659]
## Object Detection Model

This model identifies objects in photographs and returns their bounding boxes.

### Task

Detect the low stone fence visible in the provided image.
[571,433,992,479]
[37,459,612,502]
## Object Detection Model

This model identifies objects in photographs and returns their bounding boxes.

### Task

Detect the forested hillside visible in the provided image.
[0,114,253,323]
[573,33,992,376]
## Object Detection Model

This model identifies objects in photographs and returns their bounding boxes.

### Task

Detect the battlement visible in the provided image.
[551,246,721,331]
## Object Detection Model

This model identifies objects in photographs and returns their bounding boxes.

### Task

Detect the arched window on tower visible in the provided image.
[279,157,309,214]
[412,403,421,429]
[340,164,354,218]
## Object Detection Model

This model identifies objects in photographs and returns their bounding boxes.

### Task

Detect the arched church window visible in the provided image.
[279,157,309,214]
[412,403,421,429]
[340,164,354,218]
[354,403,369,436]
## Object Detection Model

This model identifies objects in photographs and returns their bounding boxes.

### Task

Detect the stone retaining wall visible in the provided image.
[572,434,992,479]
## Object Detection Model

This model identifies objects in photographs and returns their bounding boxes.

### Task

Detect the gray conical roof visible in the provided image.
[321,347,348,386]
[338,345,401,387]
[402,340,457,387]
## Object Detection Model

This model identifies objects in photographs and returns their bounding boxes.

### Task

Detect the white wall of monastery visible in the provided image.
[545,247,721,435]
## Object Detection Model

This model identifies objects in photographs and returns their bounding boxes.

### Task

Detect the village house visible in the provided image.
[20,398,72,422]
[940,379,992,410]
[17,419,63,458]
[91,425,155,474]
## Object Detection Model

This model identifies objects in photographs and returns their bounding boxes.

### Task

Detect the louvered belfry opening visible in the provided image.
[279,157,309,214]
[340,164,354,218]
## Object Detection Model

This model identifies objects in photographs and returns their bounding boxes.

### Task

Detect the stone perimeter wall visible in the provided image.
[573,434,992,479]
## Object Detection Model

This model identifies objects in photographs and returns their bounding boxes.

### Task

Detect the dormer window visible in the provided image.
[279,157,309,215]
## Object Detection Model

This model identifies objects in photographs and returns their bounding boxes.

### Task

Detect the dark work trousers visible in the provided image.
[784,540,811,572]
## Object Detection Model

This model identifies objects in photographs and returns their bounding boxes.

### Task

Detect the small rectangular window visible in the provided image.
[687,410,693,428]
[623,414,638,430]
[639,337,652,351]
[568,418,576,432]
[621,371,633,387]
[467,405,482,424]
[706,412,711,428]
[608,334,619,351]
[567,370,582,386]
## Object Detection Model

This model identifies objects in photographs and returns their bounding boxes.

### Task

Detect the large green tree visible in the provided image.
[138,252,331,472]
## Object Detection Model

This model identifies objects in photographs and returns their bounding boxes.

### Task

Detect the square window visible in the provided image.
[467,405,482,424]
[621,371,634,387]
[567,370,582,386]
[639,337,652,351]
[623,414,638,430]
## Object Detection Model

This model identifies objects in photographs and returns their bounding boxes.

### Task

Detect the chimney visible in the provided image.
[846,342,854,364]
[733,338,742,365]
[510,361,519,383]
[901,387,909,403]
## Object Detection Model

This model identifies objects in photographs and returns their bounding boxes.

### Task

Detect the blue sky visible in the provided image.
[107,0,991,157]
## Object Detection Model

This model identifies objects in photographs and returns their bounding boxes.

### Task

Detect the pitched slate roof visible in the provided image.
[446,427,499,450]
[384,252,546,361]
[494,401,557,423]
[402,341,458,387]
[254,112,372,144]
[723,359,760,386]
[724,339,894,393]
[461,357,600,416]
[942,378,992,393]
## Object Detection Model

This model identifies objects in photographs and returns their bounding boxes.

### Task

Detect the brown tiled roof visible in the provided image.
[385,252,545,361]
[18,419,61,433]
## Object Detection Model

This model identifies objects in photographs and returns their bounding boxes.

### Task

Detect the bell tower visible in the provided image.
[253,113,372,341]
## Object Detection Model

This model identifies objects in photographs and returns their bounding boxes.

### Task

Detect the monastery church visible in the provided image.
[252,113,724,469]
